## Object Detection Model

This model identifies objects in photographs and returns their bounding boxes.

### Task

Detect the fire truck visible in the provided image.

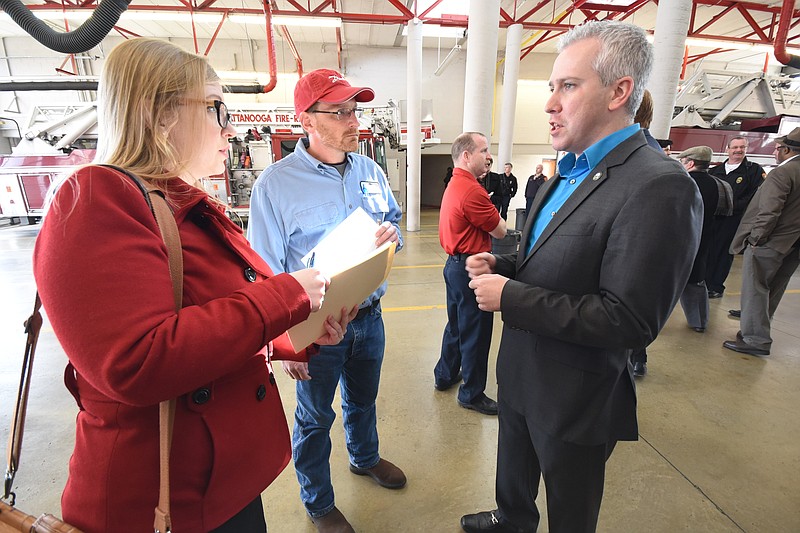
[0,101,438,223]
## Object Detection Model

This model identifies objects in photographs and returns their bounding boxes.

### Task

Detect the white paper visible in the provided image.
[300,207,381,276]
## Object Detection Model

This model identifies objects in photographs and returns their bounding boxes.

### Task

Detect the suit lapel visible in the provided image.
[518,131,647,270]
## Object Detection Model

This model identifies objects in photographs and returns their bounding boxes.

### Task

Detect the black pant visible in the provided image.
[705,215,743,293]
[495,399,616,533]
[210,496,267,532]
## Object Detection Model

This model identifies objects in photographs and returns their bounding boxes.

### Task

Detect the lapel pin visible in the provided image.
[592,172,602,181]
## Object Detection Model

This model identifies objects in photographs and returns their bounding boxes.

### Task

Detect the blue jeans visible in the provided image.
[436,254,494,404]
[292,303,385,518]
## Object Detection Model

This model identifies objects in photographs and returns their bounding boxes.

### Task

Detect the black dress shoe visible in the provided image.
[708,291,724,299]
[692,327,706,333]
[435,371,462,391]
[461,510,519,533]
[722,339,769,357]
[458,394,498,415]
[729,309,741,318]
[632,361,647,377]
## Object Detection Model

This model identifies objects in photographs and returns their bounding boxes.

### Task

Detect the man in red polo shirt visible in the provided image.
[435,132,507,415]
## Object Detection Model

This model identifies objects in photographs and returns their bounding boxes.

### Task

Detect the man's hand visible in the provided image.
[282,360,311,380]
[469,273,508,312]
[466,252,496,279]
[315,305,358,346]
[375,221,399,247]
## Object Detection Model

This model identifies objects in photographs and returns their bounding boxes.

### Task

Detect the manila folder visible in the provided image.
[287,241,396,352]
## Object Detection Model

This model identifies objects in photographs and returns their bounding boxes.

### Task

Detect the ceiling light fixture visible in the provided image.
[230,15,342,28]
[402,24,465,39]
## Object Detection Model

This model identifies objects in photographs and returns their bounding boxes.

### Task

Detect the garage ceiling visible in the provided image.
[0,0,799,70]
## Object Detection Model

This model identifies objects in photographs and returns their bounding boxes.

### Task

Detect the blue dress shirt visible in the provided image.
[247,138,403,306]
[525,124,640,256]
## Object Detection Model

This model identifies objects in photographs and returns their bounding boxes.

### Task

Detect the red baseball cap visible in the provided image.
[294,69,375,115]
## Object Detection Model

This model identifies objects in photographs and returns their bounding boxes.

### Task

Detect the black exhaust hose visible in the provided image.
[0,0,131,54]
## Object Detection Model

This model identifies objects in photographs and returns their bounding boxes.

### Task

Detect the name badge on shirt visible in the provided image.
[360,180,381,196]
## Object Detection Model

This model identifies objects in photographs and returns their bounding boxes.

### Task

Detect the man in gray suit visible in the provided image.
[459,21,702,533]
[723,128,800,357]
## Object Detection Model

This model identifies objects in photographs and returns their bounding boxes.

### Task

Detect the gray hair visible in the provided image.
[451,132,486,164]
[727,136,748,148]
[558,21,653,118]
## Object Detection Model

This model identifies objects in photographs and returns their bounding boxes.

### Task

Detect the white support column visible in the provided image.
[463,0,501,140]
[498,23,523,167]
[406,17,423,232]
[648,0,693,139]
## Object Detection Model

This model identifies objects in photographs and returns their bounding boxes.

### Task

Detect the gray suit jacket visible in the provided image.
[493,131,703,446]
[730,156,800,255]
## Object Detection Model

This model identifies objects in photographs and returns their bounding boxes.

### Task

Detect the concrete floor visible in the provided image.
[1,209,798,532]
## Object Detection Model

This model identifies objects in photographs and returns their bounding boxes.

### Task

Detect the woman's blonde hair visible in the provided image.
[95,37,220,182]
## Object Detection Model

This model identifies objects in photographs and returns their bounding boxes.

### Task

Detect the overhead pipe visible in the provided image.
[0,0,131,54]
[260,0,278,93]
[773,0,800,69]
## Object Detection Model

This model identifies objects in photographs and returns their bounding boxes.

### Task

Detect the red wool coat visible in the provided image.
[33,166,312,532]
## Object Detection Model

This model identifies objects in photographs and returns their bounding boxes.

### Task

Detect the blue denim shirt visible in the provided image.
[525,123,640,256]
[248,138,403,306]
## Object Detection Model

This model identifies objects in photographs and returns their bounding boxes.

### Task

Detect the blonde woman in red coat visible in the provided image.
[32,38,354,532]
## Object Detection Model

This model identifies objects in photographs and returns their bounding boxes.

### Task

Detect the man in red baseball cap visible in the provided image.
[293,68,375,115]
[247,69,404,533]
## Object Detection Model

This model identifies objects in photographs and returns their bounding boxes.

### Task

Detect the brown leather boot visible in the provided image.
[349,458,407,489]
[310,507,355,533]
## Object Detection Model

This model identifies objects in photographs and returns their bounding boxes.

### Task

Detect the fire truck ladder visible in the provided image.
[672,69,800,128]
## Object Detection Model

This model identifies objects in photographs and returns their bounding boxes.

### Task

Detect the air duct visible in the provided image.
[0,0,131,54]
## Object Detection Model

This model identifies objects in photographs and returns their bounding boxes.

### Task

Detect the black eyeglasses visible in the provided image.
[207,100,231,129]
[309,107,362,121]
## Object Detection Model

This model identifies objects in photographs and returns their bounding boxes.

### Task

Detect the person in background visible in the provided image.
[500,163,519,220]
[634,89,661,151]
[460,21,701,533]
[247,69,405,533]
[657,138,673,155]
[33,38,351,533]
[435,132,507,415]
[524,164,547,215]
[484,157,504,214]
[676,146,720,333]
[723,129,800,357]
[629,88,669,377]
[444,165,454,188]
[706,136,766,298]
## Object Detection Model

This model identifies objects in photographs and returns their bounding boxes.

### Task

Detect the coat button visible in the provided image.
[256,384,267,401]
[244,267,257,282]
[192,387,211,405]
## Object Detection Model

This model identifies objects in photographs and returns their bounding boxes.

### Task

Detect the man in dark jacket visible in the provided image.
[500,163,518,220]
[483,158,504,214]
[706,136,766,298]
[676,146,719,332]
[524,164,546,215]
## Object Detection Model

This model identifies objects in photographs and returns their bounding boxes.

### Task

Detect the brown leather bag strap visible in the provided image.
[96,167,183,533]
[145,187,182,533]
[3,293,43,505]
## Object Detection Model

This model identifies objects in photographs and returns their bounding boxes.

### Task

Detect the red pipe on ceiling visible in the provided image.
[261,0,278,93]
[774,0,800,68]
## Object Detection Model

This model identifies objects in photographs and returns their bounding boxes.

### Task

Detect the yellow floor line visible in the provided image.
[393,264,444,269]
[383,304,446,312]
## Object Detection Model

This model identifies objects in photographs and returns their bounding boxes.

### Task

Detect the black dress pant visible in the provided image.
[210,496,267,533]
[495,398,616,533]
[706,215,743,293]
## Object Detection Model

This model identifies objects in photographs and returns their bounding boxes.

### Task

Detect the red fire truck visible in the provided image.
[0,101,436,223]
